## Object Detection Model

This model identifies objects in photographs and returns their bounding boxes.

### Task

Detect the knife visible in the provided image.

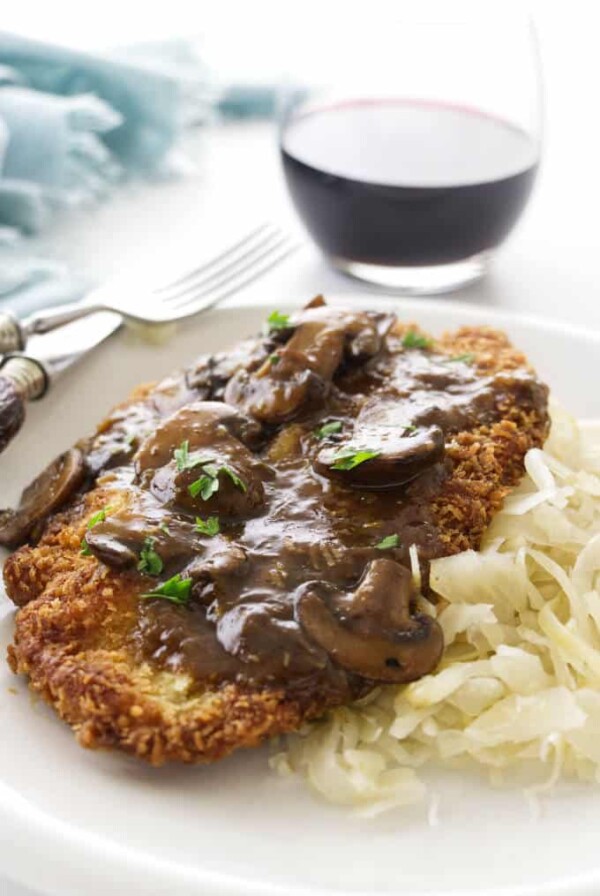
[0,310,121,454]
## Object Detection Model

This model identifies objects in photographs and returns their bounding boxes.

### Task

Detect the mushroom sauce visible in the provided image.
[22,303,549,699]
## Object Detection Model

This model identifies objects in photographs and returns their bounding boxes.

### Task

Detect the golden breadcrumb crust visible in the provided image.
[4,326,549,765]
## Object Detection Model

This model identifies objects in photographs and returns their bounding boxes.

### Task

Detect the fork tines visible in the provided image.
[156,223,300,312]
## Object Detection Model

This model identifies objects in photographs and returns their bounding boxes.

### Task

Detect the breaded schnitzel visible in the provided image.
[2,300,549,765]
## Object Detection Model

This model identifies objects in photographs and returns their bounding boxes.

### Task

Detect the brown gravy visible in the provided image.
[82,306,547,698]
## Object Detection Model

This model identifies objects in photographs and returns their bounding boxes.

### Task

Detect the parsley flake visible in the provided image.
[404,425,417,435]
[269,353,280,365]
[220,465,247,493]
[189,473,220,501]
[80,505,112,556]
[188,463,246,500]
[375,534,400,550]
[315,420,343,440]
[173,440,213,473]
[174,439,190,471]
[141,573,192,605]
[402,331,432,350]
[266,310,291,331]
[330,447,381,471]
[137,537,164,576]
[195,516,220,537]
[88,507,111,528]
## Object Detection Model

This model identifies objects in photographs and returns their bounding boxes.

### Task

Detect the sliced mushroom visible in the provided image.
[268,303,393,356]
[217,601,329,678]
[0,448,85,547]
[294,305,395,361]
[313,392,446,488]
[224,322,342,424]
[185,337,273,399]
[84,531,138,569]
[225,307,395,424]
[224,360,327,427]
[84,490,237,572]
[135,400,262,475]
[151,459,266,518]
[294,559,443,682]
[314,426,445,489]
[132,401,268,519]
[188,544,249,603]
[85,401,269,571]
[83,403,157,476]
[85,511,226,572]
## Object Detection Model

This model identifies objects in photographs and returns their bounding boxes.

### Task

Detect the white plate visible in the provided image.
[1,295,600,896]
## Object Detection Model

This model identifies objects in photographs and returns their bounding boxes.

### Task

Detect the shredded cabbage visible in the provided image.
[272,404,600,814]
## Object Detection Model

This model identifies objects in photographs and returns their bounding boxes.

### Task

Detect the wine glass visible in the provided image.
[277,5,543,295]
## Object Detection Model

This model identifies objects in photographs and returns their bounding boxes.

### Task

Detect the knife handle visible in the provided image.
[0,312,25,354]
[0,356,48,454]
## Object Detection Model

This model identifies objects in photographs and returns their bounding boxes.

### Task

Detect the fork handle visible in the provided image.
[0,356,47,454]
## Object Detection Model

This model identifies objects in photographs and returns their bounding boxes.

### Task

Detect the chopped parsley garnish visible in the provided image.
[402,331,432,350]
[220,465,247,492]
[375,534,400,550]
[189,473,220,501]
[188,463,246,500]
[173,440,213,473]
[88,507,111,529]
[195,516,220,537]
[141,573,192,605]
[315,420,343,440]
[159,521,171,536]
[80,505,112,556]
[137,537,164,576]
[443,353,475,364]
[330,447,380,470]
[269,353,280,365]
[404,425,417,435]
[266,310,291,331]
[174,439,190,470]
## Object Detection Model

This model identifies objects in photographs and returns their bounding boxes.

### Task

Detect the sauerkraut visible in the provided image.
[272,405,600,815]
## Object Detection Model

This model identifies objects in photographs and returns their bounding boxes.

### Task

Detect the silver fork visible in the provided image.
[0,223,300,454]
[0,223,301,353]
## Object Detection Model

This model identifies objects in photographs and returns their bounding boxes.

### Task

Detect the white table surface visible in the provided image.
[2,3,600,893]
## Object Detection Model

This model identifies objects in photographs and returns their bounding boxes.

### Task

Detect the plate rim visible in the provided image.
[1,292,600,896]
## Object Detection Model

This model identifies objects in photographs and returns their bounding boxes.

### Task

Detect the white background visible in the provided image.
[1,1,600,893]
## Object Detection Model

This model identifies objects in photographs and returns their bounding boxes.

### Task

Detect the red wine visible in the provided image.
[281,100,539,267]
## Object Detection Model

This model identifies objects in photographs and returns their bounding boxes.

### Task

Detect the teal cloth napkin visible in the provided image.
[0,33,211,233]
[0,33,277,318]
[0,228,89,316]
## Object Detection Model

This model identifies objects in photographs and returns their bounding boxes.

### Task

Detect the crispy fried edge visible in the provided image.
[4,326,549,765]
[5,495,338,765]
